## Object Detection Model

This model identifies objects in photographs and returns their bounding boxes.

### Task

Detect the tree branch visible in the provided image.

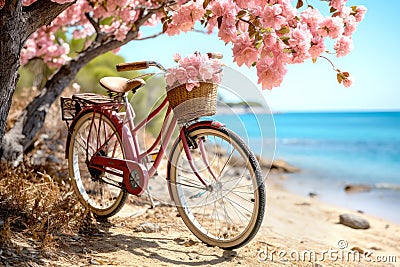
[136,32,163,41]
[23,0,75,36]
[1,0,171,162]
[0,0,22,13]
[85,12,106,44]
[319,55,338,72]
[85,12,99,33]
[135,0,171,26]
[239,17,258,29]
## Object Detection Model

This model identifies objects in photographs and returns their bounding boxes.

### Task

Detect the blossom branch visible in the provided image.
[319,55,338,72]
[238,17,258,30]
[319,55,353,87]
[85,13,99,35]
[136,32,163,41]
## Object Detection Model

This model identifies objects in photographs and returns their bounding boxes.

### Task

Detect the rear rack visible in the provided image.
[61,93,123,121]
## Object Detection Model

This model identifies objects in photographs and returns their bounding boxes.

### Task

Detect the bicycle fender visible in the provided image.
[186,120,225,132]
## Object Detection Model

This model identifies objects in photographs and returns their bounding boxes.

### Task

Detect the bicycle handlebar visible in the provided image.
[116,61,148,71]
[116,61,166,72]
[116,61,148,72]
[116,52,223,72]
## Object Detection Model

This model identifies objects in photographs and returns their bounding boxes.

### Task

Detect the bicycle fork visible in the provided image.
[178,126,219,189]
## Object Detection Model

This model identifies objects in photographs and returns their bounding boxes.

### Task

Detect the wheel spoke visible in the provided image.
[169,127,265,249]
[170,179,208,191]
[217,147,236,180]
[69,113,127,219]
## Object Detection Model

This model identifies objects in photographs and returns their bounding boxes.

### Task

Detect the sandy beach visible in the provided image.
[257,174,400,266]
[2,152,399,266]
[44,171,398,267]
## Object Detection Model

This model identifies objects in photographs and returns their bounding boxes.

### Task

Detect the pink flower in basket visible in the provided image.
[165,53,223,91]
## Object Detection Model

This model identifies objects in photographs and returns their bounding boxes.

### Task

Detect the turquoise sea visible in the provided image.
[214,111,400,223]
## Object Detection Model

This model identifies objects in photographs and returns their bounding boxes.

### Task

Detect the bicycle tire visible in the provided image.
[168,125,266,249]
[68,111,128,219]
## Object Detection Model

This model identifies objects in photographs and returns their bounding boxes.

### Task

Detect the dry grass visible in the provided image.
[0,163,88,251]
[0,87,96,264]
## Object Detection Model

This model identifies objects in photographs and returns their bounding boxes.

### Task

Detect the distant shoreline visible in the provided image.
[216,105,270,115]
[273,169,400,224]
[217,105,400,115]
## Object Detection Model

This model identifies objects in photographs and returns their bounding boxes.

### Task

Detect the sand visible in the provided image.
[43,173,399,267]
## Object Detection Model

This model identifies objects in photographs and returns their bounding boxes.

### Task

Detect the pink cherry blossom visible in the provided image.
[218,22,237,43]
[199,63,214,80]
[318,17,343,39]
[339,6,352,18]
[173,54,182,62]
[309,36,326,59]
[18,0,366,89]
[166,53,223,91]
[279,0,298,21]
[334,36,354,57]
[330,0,348,12]
[186,81,200,91]
[175,67,188,85]
[288,24,313,63]
[344,17,357,36]
[208,1,238,43]
[232,34,259,67]
[343,75,354,88]
[212,72,223,84]
[355,5,368,23]
[166,1,205,36]
[185,65,199,79]
[234,0,252,9]
[50,0,74,3]
[260,4,286,30]
[210,0,237,17]
[256,46,288,90]
[256,57,287,90]
[165,72,176,87]
[22,0,35,5]
[300,7,323,34]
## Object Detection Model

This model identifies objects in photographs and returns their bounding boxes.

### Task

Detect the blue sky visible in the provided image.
[120,0,400,112]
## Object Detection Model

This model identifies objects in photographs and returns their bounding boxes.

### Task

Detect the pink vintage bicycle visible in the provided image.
[61,53,265,249]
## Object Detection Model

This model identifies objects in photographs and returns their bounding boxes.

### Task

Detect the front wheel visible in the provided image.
[168,126,266,249]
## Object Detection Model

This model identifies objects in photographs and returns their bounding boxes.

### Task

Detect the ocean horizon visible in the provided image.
[213,110,400,223]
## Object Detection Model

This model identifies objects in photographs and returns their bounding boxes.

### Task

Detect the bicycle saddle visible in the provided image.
[100,77,145,93]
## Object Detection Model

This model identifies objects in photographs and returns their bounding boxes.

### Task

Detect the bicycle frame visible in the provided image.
[70,93,223,196]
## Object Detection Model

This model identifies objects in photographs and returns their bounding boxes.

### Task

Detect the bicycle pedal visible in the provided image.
[147,150,159,163]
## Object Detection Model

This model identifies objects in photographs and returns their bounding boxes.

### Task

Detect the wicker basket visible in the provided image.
[167,82,218,123]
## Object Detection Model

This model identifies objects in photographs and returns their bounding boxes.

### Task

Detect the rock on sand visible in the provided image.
[339,213,370,229]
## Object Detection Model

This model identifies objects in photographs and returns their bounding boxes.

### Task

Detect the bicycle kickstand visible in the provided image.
[146,187,159,209]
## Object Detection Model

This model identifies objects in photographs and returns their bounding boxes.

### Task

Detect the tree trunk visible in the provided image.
[0,31,139,164]
[0,1,158,164]
[0,1,25,160]
[0,0,74,163]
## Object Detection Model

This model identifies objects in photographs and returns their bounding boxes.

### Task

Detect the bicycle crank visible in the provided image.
[89,155,149,195]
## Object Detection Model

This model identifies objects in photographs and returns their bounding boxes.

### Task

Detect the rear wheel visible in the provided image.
[168,126,265,249]
[68,111,127,219]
